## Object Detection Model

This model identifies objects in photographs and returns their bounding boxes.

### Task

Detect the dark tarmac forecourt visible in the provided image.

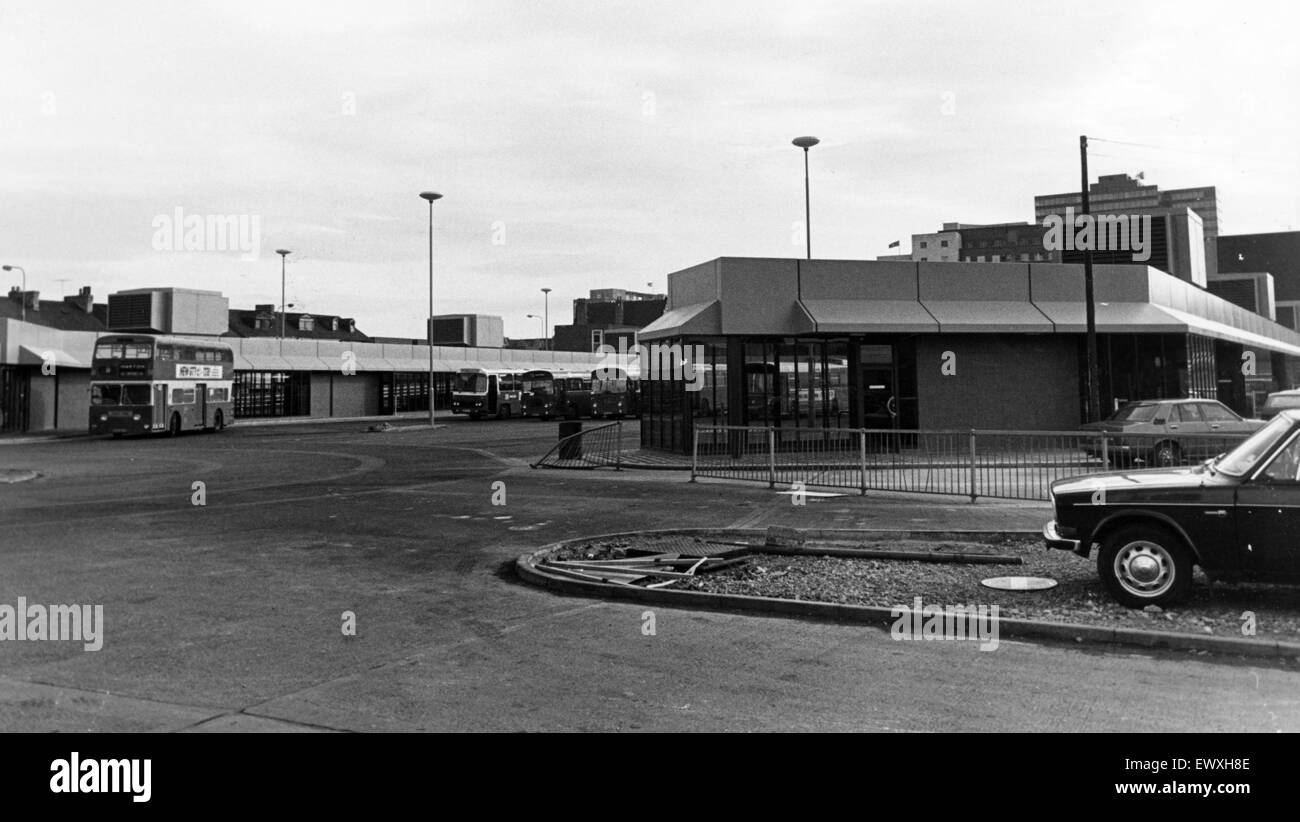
[0,418,1292,809]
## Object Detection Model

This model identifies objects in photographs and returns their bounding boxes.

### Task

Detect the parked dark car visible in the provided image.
[1045,410,1300,607]
[1260,388,1300,420]
[1080,398,1263,468]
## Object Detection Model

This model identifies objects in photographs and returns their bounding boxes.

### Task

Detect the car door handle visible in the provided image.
[1203,509,1228,517]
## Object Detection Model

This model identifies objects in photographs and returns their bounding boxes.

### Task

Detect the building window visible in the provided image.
[976,256,986,262]
[389,372,430,413]
[919,241,928,249]
[940,240,949,248]
[591,329,604,352]
[233,371,311,418]
[298,316,315,332]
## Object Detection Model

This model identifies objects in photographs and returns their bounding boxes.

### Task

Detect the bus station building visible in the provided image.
[0,286,608,434]
[636,257,1300,453]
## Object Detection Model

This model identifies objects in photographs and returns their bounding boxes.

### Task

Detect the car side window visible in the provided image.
[1260,436,1300,483]
[1199,402,1237,422]
[1166,405,1185,423]
[1177,404,1202,423]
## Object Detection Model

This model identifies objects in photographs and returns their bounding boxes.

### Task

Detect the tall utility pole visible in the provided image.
[420,191,443,429]
[541,287,552,351]
[275,250,291,356]
[792,136,819,259]
[1080,135,1101,423]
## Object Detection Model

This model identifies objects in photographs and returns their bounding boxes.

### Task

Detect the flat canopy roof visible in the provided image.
[639,301,720,340]
[918,300,1054,333]
[801,300,938,334]
[1031,301,1188,334]
[19,345,84,368]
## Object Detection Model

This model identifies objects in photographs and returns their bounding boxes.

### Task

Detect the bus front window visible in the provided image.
[91,384,122,405]
[122,385,152,405]
[454,374,486,393]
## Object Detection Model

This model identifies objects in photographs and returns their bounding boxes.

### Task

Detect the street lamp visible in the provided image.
[792,136,819,260]
[526,313,544,342]
[2,265,26,323]
[541,287,552,351]
[419,191,443,428]
[275,250,291,355]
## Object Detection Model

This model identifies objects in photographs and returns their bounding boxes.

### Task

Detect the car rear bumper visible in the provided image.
[1043,520,1084,555]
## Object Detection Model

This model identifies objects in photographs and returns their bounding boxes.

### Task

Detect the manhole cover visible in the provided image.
[981,576,1057,591]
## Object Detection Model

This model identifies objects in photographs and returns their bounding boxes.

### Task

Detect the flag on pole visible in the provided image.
[888,240,901,248]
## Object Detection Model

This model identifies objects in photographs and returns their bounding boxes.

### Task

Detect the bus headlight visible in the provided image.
[132,414,142,421]
[99,414,108,421]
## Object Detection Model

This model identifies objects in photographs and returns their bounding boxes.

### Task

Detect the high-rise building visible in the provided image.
[1219,231,1300,331]
[1035,174,1220,278]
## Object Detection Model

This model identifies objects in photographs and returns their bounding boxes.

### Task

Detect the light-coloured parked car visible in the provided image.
[1080,399,1264,467]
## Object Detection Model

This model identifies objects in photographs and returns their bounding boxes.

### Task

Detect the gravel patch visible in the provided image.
[553,534,1300,644]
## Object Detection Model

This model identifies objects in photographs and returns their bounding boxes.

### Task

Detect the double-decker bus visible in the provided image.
[450,368,524,419]
[89,334,234,438]
[522,369,594,420]
[591,367,632,419]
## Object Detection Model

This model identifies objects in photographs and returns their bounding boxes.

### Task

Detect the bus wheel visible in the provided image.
[168,413,182,437]
[208,410,224,433]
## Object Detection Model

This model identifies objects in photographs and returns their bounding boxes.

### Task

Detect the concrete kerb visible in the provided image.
[515,528,1300,660]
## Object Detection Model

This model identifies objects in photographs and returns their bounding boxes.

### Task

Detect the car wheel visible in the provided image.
[1152,440,1180,467]
[1097,524,1193,608]
[168,412,182,437]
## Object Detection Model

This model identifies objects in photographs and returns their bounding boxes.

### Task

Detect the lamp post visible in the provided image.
[274,250,291,355]
[541,287,552,351]
[419,191,443,428]
[792,136,819,260]
[526,313,544,342]
[2,265,27,323]
[1079,136,1100,423]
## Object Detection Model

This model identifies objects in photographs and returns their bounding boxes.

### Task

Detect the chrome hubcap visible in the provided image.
[1114,541,1173,597]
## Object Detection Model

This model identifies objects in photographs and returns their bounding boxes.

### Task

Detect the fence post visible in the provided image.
[690,426,698,482]
[968,430,978,504]
[1101,432,1109,470]
[615,421,623,471]
[768,427,776,489]
[859,429,867,496]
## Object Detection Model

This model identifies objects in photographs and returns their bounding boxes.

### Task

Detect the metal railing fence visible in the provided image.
[531,421,625,469]
[690,425,1252,501]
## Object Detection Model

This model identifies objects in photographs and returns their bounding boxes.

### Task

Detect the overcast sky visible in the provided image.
[2,0,1297,339]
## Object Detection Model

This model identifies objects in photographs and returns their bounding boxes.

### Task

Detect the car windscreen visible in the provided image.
[1107,403,1158,422]
[1216,415,1295,476]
